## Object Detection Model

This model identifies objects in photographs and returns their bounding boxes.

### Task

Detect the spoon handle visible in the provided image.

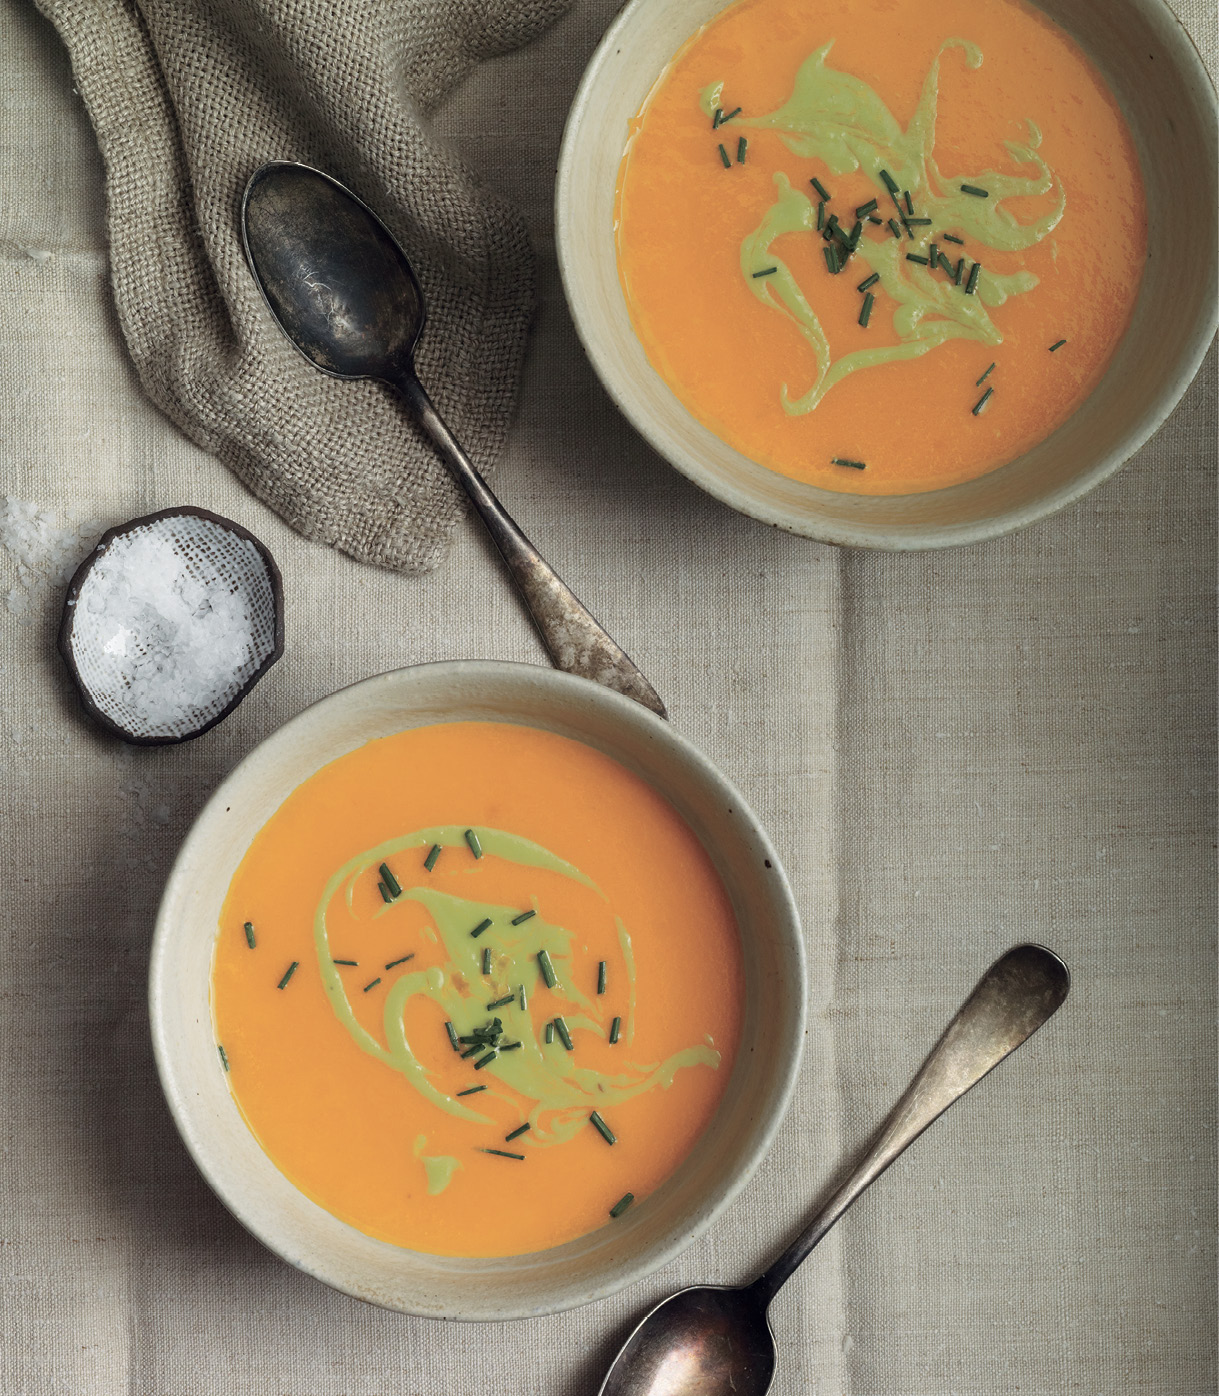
[750,943,1069,1308]
[394,371,666,719]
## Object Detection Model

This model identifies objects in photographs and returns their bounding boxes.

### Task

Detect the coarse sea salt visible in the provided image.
[72,524,262,732]
[0,496,104,616]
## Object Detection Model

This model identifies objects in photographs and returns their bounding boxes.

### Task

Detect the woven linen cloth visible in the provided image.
[31,0,573,575]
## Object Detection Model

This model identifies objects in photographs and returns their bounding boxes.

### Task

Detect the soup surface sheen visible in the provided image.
[211,721,743,1257]
[615,0,1146,494]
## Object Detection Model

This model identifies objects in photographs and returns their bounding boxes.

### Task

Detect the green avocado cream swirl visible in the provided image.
[699,39,1064,413]
[312,825,720,1165]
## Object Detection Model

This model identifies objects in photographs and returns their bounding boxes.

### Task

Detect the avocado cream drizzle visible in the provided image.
[699,40,1064,413]
[313,825,719,1151]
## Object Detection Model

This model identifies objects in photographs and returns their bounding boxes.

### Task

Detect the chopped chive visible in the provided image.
[848,219,863,248]
[976,362,996,386]
[723,106,741,123]
[954,257,965,285]
[470,918,493,939]
[1049,338,1067,352]
[902,216,915,239]
[464,829,483,859]
[855,198,879,218]
[545,1021,555,1044]
[363,977,382,993]
[961,184,989,197]
[456,1084,486,1097]
[505,1123,531,1141]
[500,1041,522,1051]
[830,220,852,250]
[480,1148,524,1160]
[857,272,880,292]
[859,292,875,328]
[423,844,441,872]
[906,217,932,226]
[903,191,914,214]
[965,262,981,296]
[906,253,929,265]
[511,910,536,926]
[831,457,867,470]
[810,176,831,200]
[277,961,298,990]
[972,387,994,415]
[518,983,528,1011]
[610,1016,622,1044]
[610,1192,635,1219]
[332,959,359,966]
[751,266,777,278]
[928,242,939,269]
[887,219,903,240]
[378,881,393,904]
[384,953,414,970]
[879,169,899,196]
[537,948,557,988]
[937,252,955,276]
[460,1044,482,1059]
[823,246,839,275]
[597,961,608,995]
[554,1017,574,1051]
[711,107,723,129]
[717,143,731,170]
[487,994,516,1010]
[243,921,256,949]
[379,863,402,898]
[481,946,492,975]
[217,1044,229,1072]
[943,233,964,245]
[868,214,884,225]
[816,200,826,231]
[736,136,747,164]
[445,1021,461,1052]
[590,1111,617,1145]
[473,1050,498,1071]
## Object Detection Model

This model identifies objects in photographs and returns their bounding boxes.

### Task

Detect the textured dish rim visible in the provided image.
[555,0,1218,550]
[148,660,807,1320]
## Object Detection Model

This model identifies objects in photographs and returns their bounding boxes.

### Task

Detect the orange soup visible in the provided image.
[211,721,743,1257]
[615,0,1146,494]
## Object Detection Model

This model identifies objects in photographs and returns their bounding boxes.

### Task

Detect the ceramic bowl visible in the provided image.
[149,661,806,1319]
[556,0,1217,549]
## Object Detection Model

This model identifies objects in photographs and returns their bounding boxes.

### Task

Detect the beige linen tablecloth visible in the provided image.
[1,2,1213,1392]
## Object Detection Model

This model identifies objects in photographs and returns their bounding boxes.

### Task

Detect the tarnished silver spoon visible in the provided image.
[241,161,665,718]
[598,943,1070,1396]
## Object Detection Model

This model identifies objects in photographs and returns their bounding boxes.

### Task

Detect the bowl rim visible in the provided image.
[555,0,1219,550]
[148,660,808,1319]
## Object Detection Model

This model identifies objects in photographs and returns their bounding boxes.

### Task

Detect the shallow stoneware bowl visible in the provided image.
[149,661,806,1319]
[556,0,1217,549]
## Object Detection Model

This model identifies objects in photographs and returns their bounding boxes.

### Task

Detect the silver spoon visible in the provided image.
[240,161,665,718]
[598,942,1070,1396]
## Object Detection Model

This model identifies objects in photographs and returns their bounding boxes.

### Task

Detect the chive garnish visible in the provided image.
[868,215,883,225]
[903,191,914,214]
[906,217,932,226]
[961,184,989,197]
[481,946,492,975]
[243,921,256,949]
[943,233,964,245]
[423,844,441,872]
[717,143,731,170]
[879,169,899,196]
[518,983,528,1011]
[378,881,393,904]
[473,1050,498,1071]
[218,1044,229,1072]
[972,387,994,415]
[1049,338,1067,352]
[859,292,874,328]
[976,362,995,386]
[937,252,955,276]
[965,262,981,296]
[857,272,880,292]
[928,242,939,270]
[545,1021,555,1044]
[711,107,723,129]
[379,863,402,898]
[363,977,382,993]
[823,246,838,275]
[610,1192,635,1219]
[751,266,777,278]
[445,1022,461,1052]
[597,961,608,995]
[610,1016,622,1044]
[464,828,483,859]
[736,137,747,164]
[456,1084,486,1097]
[906,253,929,265]
[505,1124,531,1141]
[384,952,414,970]
[816,200,826,231]
[954,257,965,286]
[480,1148,524,1160]
[487,994,516,1010]
[470,918,492,939]
[887,219,903,240]
[723,106,742,123]
[277,962,298,990]
[810,176,831,201]
[460,1044,482,1059]
[855,198,878,218]
[831,457,867,470]
[500,1041,521,1051]
[332,959,358,966]
[537,948,557,988]
[554,1017,574,1051]
[590,1111,617,1145]
[511,910,536,926]
[848,219,863,248]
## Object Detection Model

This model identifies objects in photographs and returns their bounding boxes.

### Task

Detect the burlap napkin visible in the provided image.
[34,0,573,574]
